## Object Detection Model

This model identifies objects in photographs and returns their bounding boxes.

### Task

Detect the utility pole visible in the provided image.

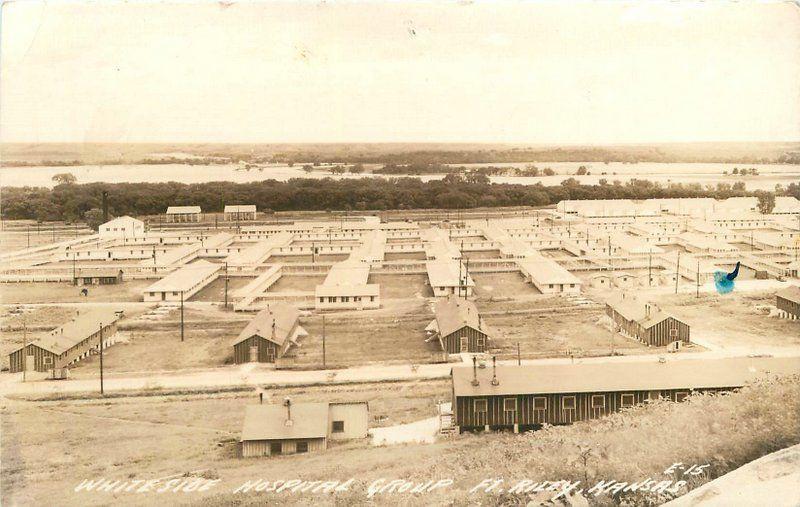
[72,252,76,284]
[675,252,681,294]
[648,251,652,286]
[180,290,185,342]
[52,223,56,242]
[695,260,701,298]
[99,323,104,395]
[517,342,521,365]
[464,258,470,300]
[27,225,30,248]
[22,319,27,382]
[152,245,157,273]
[610,324,616,356]
[322,315,326,368]
[224,262,229,309]
[457,256,464,299]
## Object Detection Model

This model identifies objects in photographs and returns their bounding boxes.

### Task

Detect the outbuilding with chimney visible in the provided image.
[605,292,690,346]
[231,304,307,364]
[239,399,369,457]
[425,295,489,353]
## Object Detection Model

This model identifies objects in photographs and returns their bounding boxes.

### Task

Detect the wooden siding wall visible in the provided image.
[455,388,726,429]
[8,344,57,373]
[606,306,690,346]
[241,438,326,458]
[233,336,279,364]
[777,296,800,317]
[441,326,488,353]
[8,322,118,373]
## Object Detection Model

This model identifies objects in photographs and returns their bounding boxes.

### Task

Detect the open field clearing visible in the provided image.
[484,309,675,359]
[472,272,540,297]
[191,276,254,302]
[0,230,94,252]
[267,274,325,292]
[369,274,432,299]
[0,280,152,304]
[659,291,800,351]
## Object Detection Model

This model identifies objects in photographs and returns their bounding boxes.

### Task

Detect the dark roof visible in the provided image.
[606,292,682,329]
[241,402,328,441]
[232,303,302,347]
[452,357,800,397]
[434,296,483,337]
[776,285,800,304]
[28,308,122,355]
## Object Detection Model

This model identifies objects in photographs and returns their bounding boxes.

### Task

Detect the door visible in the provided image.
[266,348,276,363]
[249,345,258,362]
[460,336,468,352]
[161,292,166,301]
[270,442,282,455]
[25,354,35,372]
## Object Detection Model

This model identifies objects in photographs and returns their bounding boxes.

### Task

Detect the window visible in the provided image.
[621,394,635,407]
[296,441,309,453]
[328,297,336,303]
[172,291,178,296]
[533,397,547,411]
[476,336,485,348]
[319,297,324,303]
[549,284,554,289]
[675,391,689,403]
[370,296,375,302]
[332,421,344,433]
[342,296,350,303]
[562,396,576,410]
[474,399,488,413]
[43,356,53,366]
[591,395,606,409]
[354,296,361,302]
[503,398,516,412]
[270,442,282,455]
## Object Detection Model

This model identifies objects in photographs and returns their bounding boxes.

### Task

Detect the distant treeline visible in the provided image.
[3,176,796,223]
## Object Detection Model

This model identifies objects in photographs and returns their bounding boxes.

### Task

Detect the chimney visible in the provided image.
[645,304,650,318]
[471,356,479,386]
[283,397,293,426]
[491,356,499,386]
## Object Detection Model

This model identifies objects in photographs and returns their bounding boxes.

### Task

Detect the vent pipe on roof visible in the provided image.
[284,397,293,426]
[645,304,650,318]
[471,356,479,386]
[491,356,500,386]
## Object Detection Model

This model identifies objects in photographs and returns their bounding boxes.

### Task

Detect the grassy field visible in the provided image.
[0,229,94,252]
[191,277,254,302]
[471,272,540,297]
[0,280,151,304]
[268,275,326,292]
[2,375,797,506]
[369,274,432,299]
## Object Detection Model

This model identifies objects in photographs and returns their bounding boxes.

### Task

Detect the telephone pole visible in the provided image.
[648,251,652,286]
[180,290,185,342]
[22,319,27,382]
[224,262,229,309]
[99,323,104,395]
[675,252,681,294]
[696,261,700,298]
[517,342,521,365]
[322,315,326,369]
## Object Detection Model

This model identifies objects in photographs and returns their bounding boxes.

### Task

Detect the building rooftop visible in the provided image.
[518,256,582,286]
[232,303,305,347]
[28,308,123,355]
[166,206,202,214]
[452,356,800,397]
[426,260,475,288]
[433,295,482,337]
[776,285,800,304]
[606,292,680,329]
[144,260,221,292]
[224,205,257,213]
[241,402,329,442]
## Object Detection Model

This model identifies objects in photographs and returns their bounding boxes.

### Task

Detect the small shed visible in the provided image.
[73,269,124,286]
[231,304,307,364]
[426,295,489,353]
[776,285,800,320]
[240,400,369,458]
[611,271,635,288]
[590,272,612,289]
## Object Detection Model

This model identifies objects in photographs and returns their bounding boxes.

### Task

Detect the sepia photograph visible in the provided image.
[1,1,799,505]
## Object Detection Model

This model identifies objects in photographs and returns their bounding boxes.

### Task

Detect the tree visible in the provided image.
[576,166,588,175]
[52,172,77,185]
[349,164,365,174]
[302,164,313,173]
[83,208,107,231]
[732,168,739,175]
[543,168,555,176]
[755,191,775,214]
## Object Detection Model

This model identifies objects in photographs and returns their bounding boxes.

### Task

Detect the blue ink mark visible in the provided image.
[714,261,740,294]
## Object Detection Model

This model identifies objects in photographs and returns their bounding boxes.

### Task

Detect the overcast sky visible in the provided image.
[2,1,799,144]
